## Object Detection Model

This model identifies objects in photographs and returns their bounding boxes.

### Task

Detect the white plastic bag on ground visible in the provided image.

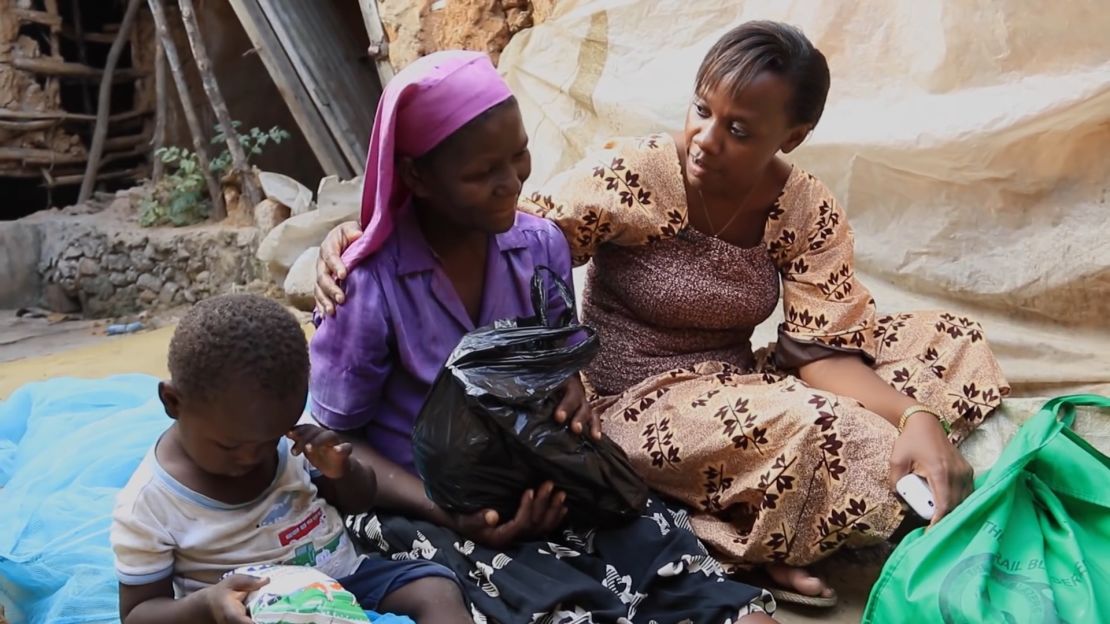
[257,176,362,283]
[259,172,315,216]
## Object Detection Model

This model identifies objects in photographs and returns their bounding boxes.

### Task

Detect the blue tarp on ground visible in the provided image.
[0,375,164,624]
[0,375,412,624]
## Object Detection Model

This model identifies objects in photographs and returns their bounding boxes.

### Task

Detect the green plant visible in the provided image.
[210,122,291,173]
[139,146,207,227]
[139,123,291,227]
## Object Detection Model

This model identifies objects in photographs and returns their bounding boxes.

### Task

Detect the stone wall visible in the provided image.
[13,196,262,318]
[0,220,43,308]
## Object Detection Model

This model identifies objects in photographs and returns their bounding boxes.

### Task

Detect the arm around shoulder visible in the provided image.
[520,134,687,266]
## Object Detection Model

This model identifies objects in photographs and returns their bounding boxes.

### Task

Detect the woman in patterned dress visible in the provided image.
[315,22,1008,606]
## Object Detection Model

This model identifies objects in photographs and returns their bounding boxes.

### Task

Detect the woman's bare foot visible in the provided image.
[766,563,834,598]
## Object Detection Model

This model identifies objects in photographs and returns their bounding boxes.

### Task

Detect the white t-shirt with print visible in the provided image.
[111,436,362,596]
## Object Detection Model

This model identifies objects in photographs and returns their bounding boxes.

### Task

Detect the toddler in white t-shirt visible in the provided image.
[111,294,467,624]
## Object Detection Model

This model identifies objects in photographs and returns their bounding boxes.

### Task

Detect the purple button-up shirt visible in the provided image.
[309,209,574,473]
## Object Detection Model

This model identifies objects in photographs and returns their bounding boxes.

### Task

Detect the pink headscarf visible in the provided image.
[341,51,514,269]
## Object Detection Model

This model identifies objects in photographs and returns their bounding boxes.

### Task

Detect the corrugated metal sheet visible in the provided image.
[229,0,383,178]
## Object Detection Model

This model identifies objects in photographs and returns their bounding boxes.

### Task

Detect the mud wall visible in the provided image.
[378,0,556,67]
[0,0,155,215]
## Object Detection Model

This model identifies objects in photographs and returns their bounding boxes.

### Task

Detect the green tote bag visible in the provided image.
[863,394,1110,624]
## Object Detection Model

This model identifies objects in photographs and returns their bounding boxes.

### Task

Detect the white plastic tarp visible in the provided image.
[499,0,1110,395]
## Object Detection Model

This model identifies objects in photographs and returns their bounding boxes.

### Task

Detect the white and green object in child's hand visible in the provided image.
[230,565,370,624]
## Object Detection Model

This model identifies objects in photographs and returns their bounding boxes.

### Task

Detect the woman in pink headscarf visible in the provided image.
[308,51,777,623]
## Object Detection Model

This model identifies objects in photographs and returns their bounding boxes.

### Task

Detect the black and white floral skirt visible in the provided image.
[346,495,773,623]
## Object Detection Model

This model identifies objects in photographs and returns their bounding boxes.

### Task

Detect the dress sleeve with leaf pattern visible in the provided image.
[520,134,688,266]
[765,170,878,368]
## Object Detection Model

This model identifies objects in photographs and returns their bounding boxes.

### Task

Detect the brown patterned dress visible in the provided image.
[521,134,1009,568]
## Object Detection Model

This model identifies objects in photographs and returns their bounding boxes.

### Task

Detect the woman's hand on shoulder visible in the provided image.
[314,220,363,315]
[450,482,567,550]
[554,375,602,440]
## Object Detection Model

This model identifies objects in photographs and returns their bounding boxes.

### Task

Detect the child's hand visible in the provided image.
[203,574,268,624]
[287,424,354,479]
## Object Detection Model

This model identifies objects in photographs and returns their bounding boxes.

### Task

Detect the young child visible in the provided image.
[111,294,469,624]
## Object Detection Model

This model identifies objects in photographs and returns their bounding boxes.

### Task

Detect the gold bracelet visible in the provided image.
[897,405,951,434]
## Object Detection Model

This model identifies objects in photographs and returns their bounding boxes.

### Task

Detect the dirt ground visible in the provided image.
[0,313,176,398]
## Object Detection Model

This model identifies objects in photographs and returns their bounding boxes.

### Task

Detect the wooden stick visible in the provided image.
[105,131,153,151]
[151,33,167,183]
[101,146,149,166]
[60,27,119,45]
[78,0,143,203]
[357,0,395,84]
[69,0,94,114]
[10,57,148,81]
[41,0,63,160]
[0,145,146,165]
[43,0,62,58]
[0,147,87,164]
[12,8,62,28]
[44,165,148,188]
[1,169,59,179]
[0,167,64,178]
[146,0,224,218]
[0,119,59,131]
[178,0,261,212]
[0,108,149,123]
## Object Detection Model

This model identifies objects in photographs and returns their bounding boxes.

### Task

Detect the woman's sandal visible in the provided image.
[765,584,839,608]
[737,570,839,609]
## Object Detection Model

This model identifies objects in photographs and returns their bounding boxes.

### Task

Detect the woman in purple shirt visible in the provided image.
[309,51,776,623]
[310,178,583,476]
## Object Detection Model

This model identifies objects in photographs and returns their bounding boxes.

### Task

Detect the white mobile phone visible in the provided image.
[896,474,935,520]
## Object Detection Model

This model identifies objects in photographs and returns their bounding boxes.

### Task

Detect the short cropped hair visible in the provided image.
[167,294,308,403]
[696,21,830,127]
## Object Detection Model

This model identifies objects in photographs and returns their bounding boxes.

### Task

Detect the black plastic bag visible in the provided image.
[412,267,649,528]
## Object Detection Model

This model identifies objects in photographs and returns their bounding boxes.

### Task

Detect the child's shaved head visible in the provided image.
[168,294,308,404]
